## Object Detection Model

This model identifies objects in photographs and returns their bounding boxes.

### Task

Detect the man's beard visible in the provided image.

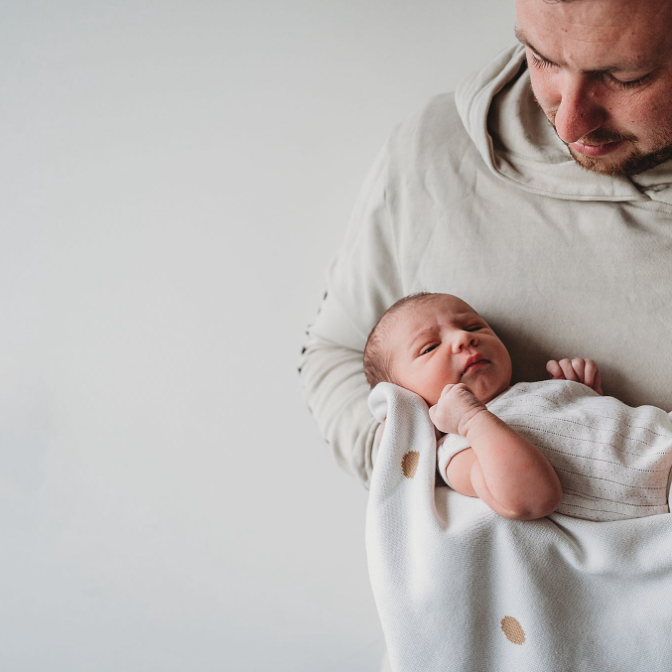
[566,134,672,177]
[534,97,672,176]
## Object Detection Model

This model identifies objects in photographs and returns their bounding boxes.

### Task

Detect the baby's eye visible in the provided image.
[466,325,483,332]
[420,344,438,355]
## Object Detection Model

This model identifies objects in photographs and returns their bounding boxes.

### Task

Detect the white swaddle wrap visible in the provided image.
[366,382,672,672]
[437,380,672,521]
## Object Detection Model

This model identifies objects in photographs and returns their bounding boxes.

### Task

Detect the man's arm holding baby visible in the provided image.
[430,384,563,520]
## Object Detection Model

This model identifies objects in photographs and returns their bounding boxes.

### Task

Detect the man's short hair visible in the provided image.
[363,292,438,388]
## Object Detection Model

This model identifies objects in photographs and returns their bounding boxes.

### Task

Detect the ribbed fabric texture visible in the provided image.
[438,380,672,521]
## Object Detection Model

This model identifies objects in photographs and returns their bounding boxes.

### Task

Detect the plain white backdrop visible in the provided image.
[0,1,514,670]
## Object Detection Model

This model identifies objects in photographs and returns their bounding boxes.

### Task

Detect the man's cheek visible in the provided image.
[529,83,556,120]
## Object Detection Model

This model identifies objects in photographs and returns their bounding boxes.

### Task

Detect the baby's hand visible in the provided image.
[546,358,603,395]
[429,383,488,436]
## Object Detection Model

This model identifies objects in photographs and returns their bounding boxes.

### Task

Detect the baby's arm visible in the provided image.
[546,357,603,395]
[430,384,563,520]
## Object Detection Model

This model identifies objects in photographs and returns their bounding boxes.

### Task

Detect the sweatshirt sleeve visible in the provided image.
[299,142,405,487]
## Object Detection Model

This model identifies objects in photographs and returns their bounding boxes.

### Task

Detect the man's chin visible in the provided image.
[567,143,672,177]
[567,144,633,176]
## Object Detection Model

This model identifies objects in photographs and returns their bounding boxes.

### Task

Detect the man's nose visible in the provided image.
[552,74,607,145]
[452,332,477,353]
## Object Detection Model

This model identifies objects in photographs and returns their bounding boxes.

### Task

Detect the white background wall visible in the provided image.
[0,1,514,670]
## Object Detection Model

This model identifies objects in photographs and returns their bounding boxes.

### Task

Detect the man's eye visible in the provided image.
[607,72,652,90]
[420,344,438,355]
[528,51,554,70]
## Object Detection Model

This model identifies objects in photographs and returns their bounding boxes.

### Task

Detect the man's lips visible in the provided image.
[569,140,625,157]
[461,356,489,376]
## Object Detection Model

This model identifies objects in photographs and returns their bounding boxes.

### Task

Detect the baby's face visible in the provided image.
[387,295,512,406]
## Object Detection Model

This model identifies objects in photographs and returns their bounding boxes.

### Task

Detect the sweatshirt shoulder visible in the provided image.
[385,93,475,177]
[389,93,470,153]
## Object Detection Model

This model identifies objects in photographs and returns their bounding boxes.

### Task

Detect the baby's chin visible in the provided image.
[414,378,509,407]
[479,382,511,404]
[462,379,511,405]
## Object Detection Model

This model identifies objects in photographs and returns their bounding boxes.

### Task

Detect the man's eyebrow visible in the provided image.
[514,27,659,73]
[514,28,558,66]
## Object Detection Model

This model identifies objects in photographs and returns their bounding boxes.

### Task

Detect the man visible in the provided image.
[517,0,672,175]
[300,0,672,487]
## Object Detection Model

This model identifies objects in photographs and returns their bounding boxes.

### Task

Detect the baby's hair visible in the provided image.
[363,292,440,388]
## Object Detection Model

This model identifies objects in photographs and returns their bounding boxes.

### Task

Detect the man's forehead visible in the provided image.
[515,0,672,27]
[515,0,672,66]
[514,27,662,72]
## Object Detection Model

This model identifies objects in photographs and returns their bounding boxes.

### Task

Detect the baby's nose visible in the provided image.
[452,332,476,353]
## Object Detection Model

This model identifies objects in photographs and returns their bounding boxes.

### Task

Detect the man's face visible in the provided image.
[388,295,512,407]
[515,0,672,176]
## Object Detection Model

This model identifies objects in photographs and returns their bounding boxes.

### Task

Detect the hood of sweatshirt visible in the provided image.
[455,44,672,206]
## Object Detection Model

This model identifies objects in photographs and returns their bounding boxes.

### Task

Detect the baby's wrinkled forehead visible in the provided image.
[394,294,479,327]
[380,296,478,356]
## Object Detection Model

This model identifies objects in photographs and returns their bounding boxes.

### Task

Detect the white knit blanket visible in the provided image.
[366,382,672,672]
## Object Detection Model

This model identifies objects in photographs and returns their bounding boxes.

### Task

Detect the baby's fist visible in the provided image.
[429,383,487,436]
[546,357,603,395]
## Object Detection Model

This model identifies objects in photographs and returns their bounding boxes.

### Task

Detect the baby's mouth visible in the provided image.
[462,357,489,377]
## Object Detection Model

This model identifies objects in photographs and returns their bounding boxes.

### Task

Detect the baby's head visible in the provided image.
[364,293,512,406]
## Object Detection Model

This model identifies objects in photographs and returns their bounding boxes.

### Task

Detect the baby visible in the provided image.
[364,292,672,522]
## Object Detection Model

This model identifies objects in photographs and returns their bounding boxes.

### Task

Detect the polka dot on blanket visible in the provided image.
[500,616,526,645]
[401,451,419,478]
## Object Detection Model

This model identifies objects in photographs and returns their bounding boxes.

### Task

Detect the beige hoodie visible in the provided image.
[300,45,672,487]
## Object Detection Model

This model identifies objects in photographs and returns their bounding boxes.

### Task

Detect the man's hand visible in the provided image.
[375,418,386,444]
[546,358,603,395]
[429,383,488,436]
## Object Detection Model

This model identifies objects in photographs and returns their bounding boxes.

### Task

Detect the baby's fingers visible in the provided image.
[583,359,598,388]
[559,358,581,382]
[546,359,580,381]
[440,383,456,399]
[548,357,604,394]
[592,369,603,395]
[546,360,564,379]
[570,357,586,382]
